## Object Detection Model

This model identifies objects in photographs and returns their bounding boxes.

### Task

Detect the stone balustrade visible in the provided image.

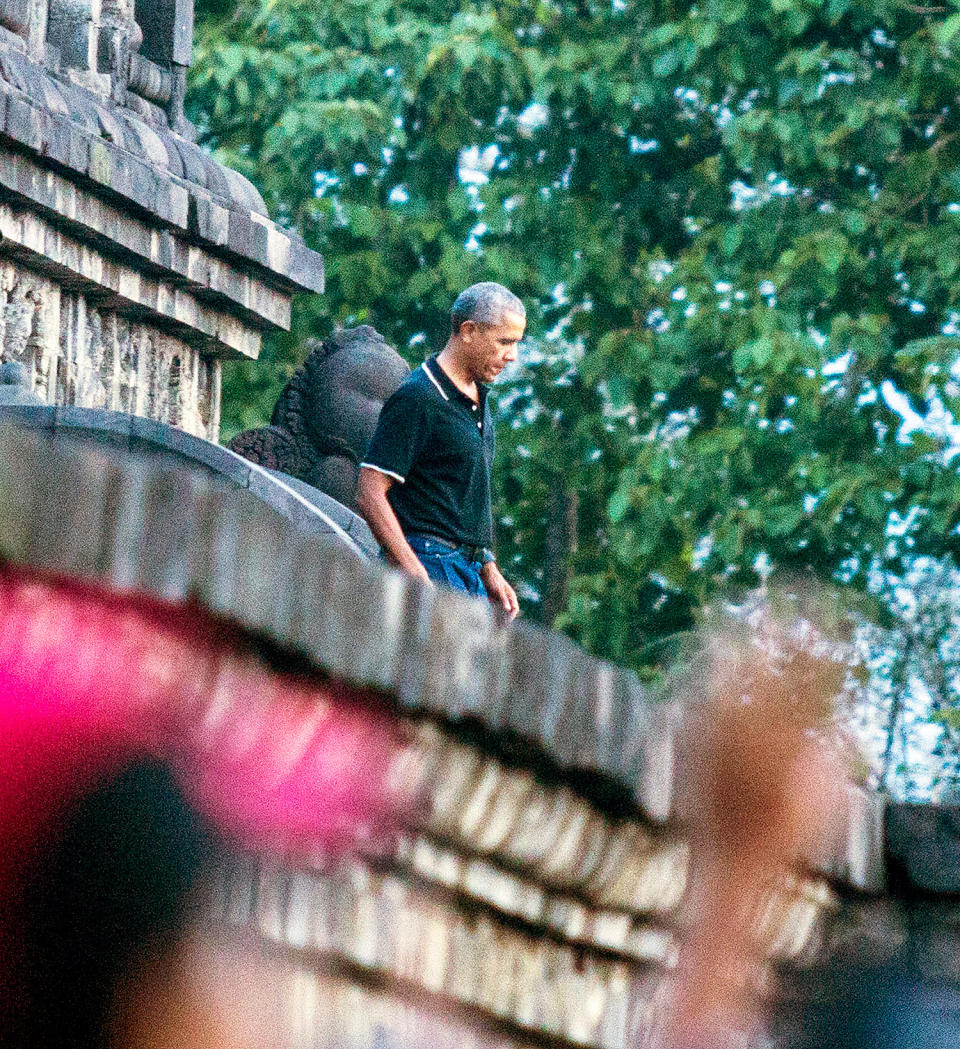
[0,424,915,1048]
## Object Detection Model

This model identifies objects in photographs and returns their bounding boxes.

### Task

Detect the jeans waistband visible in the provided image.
[406,533,487,564]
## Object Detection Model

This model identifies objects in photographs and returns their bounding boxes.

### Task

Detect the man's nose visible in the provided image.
[505,344,518,362]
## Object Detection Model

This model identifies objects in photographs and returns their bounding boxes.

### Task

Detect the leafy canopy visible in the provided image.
[190,0,960,707]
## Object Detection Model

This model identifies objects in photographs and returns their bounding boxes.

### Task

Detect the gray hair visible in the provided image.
[451,282,525,334]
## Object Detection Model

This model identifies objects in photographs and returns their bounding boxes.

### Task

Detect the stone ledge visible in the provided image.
[0,424,675,825]
[886,803,960,895]
[0,411,366,560]
[0,57,324,293]
[214,855,662,1049]
[0,150,296,331]
[0,198,262,357]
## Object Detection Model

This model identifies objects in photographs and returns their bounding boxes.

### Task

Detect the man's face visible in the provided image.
[461,310,526,384]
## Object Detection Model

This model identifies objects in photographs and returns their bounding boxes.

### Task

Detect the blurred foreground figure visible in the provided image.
[659,614,847,1049]
[20,761,212,1049]
[15,760,303,1049]
[660,612,957,1049]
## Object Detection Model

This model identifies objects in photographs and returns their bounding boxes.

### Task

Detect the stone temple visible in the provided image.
[1,3,960,1048]
[0,0,323,440]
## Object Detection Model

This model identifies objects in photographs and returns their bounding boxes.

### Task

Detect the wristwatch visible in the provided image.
[478,547,496,566]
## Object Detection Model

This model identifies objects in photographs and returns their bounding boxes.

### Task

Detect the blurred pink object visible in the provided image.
[0,564,404,905]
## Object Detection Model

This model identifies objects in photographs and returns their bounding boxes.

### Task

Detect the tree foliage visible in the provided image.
[190,0,960,728]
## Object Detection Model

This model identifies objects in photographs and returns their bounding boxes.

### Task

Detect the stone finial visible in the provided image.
[0,360,43,404]
[134,0,192,66]
[46,0,101,78]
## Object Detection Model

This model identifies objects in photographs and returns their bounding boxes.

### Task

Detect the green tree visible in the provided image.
[190,0,960,690]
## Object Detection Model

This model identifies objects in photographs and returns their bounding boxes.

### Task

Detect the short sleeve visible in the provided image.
[361,385,431,484]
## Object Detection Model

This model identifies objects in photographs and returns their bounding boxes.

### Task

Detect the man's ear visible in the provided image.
[458,320,480,343]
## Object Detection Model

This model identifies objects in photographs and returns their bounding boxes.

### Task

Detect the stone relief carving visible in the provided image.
[229,326,410,509]
[0,0,46,52]
[0,0,191,126]
[0,0,33,39]
[0,259,219,439]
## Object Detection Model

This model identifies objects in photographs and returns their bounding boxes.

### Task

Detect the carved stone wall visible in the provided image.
[0,259,219,437]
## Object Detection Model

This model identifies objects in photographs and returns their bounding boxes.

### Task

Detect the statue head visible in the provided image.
[230,326,410,510]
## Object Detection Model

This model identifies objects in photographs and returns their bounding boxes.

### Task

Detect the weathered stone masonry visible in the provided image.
[0,0,324,440]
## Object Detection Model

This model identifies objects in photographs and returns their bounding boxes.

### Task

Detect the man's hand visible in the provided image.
[480,561,519,619]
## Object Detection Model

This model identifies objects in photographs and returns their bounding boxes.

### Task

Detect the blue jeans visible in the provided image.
[405,534,487,598]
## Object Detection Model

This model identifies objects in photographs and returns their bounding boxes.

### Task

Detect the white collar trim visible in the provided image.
[421,361,450,400]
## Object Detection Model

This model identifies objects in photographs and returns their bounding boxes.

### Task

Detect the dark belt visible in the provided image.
[408,533,490,565]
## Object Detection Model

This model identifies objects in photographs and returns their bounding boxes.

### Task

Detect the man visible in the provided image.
[357,282,523,619]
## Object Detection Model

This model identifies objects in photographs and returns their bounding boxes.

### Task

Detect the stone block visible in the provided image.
[624,692,680,824]
[569,809,611,886]
[569,660,616,774]
[54,404,132,444]
[264,222,291,275]
[255,863,290,943]
[588,822,642,900]
[595,836,687,916]
[246,463,351,543]
[228,495,295,639]
[134,462,206,601]
[227,206,254,258]
[457,761,504,840]
[540,637,583,767]
[222,854,256,927]
[245,211,271,266]
[284,530,333,661]
[287,542,405,689]
[98,449,151,589]
[28,434,111,578]
[42,111,78,169]
[473,768,537,854]
[592,667,633,778]
[886,802,960,895]
[500,780,569,871]
[138,0,194,66]
[5,92,43,150]
[0,404,55,430]
[596,965,632,1049]
[163,179,191,229]
[393,575,437,711]
[191,193,230,246]
[502,621,550,741]
[842,786,887,893]
[0,424,40,559]
[0,0,32,40]
[538,793,594,883]
[132,415,255,489]
[87,138,112,189]
[419,588,495,720]
[287,231,326,293]
[125,155,162,215]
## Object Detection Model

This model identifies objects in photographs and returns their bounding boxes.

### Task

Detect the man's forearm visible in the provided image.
[357,484,428,579]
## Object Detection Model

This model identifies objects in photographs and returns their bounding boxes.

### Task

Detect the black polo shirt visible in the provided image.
[361,355,495,546]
